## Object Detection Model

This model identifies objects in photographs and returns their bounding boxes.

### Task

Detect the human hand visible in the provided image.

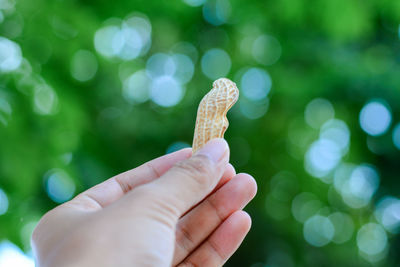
[32,139,257,267]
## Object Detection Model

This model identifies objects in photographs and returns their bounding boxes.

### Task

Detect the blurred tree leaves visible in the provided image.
[0,0,400,266]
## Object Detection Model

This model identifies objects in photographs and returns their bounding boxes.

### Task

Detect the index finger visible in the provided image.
[72,148,192,209]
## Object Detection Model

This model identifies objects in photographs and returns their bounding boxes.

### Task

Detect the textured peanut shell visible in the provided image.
[192,78,239,153]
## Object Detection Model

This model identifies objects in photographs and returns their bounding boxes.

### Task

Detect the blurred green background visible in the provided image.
[0,0,400,266]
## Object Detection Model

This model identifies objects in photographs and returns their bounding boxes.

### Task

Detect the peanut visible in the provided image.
[192,78,239,153]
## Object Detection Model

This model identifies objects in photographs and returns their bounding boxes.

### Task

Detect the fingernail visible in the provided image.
[195,138,229,163]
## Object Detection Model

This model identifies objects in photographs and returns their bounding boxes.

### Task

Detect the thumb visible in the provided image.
[138,138,229,220]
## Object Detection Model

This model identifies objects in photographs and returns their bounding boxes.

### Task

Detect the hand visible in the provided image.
[32,139,257,267]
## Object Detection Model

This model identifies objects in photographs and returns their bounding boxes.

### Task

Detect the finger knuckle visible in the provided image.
[176,224,195,254]
[175,155,215,188]
[133,185,180,226]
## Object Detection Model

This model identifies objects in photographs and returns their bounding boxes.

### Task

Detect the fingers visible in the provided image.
[182,163,236,216]
[71,148,192,210]
[178,210,251,267]
[173,173,257,264]
[215,163,236,191]
[113,148,192,193]
[135,138,229,221]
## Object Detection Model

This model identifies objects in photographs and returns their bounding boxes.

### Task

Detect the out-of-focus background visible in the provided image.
[0,0,399,266]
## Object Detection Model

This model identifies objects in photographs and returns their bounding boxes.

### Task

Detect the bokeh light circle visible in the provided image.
[123,70,150,103]
[146,53,176,78]
[124,15,151,52]
[398,24,400,40]
[357,223,387,257]
[266,250,295,267]
[392,123,400,150]
[239,97,269,120]
[305,138,342,178]
[333,163,356,193]
[341,165,380,209]
[70,50,98,82]
[94,15,152,60]
[359,100,392,136]
[305,98,335,129]
[120,15,152,59]
[0,241,34,267]
[0,37,22,72]
[202,0,231,26]
[146,53,194,84]
[252,34,282,66]
[320,119,350,155]
[0,0,16,10]
[375,197,400,234]
[171,42,199,63]
[94,25,121,58]
[183,0,206,7]
[33,84,58,115]
[240,68,272,101]
[201,48,231,80]
[45,169,76,203]
[171,54,194,84]
[0,98,12,126]
[303,215,334,247]
[328,212,354,244]
[0,188,9,215]
[291,192,323,223]
[20,220,37,250]
[150,75,184,107]
[166,141,190,154]
[113,27,143,60]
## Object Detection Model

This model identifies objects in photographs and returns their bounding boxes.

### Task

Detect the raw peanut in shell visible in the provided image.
[192,78,239,153]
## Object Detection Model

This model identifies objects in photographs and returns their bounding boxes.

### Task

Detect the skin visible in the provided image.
[32,139,257,267]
